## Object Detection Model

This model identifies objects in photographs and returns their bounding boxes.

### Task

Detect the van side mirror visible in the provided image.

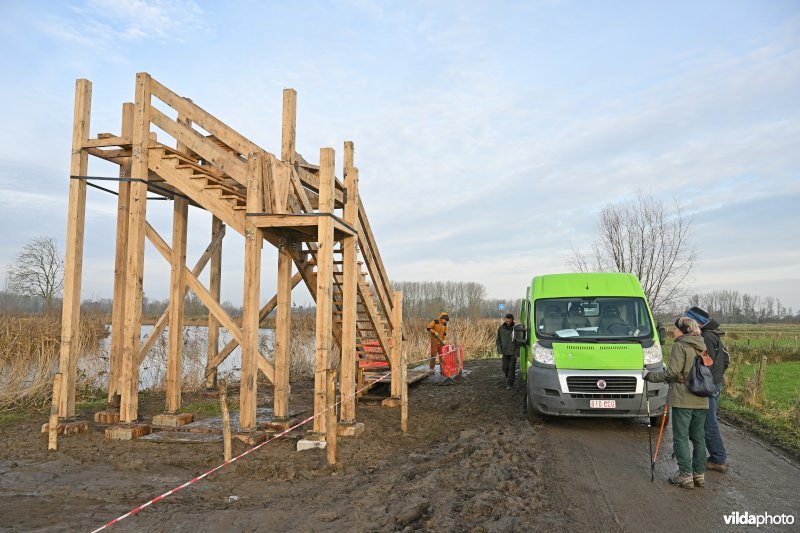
[656,322,666,345]
[513,323,528,346]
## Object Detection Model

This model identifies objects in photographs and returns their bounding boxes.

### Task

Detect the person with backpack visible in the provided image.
[496,313,519,389]
[687,306,730,473]
[644,316,710,489]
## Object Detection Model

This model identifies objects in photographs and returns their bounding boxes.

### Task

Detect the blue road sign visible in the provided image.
[498,303,506,311]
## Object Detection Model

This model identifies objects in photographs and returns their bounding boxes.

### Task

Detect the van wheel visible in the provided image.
[650,410,669,427]
[526,394,544,425]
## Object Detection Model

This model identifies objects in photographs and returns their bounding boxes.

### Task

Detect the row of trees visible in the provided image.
[391,280,522,319]
[687,290,796,323]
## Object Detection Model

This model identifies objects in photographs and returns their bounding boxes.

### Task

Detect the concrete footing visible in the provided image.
[94,410,120,424]
[381,396,401,408]
[152,413,194,427]
[297,431,327,451]
[263,417,295,431]
[41,419,90,436]
[105,424,151,440]
[337,421,365,437]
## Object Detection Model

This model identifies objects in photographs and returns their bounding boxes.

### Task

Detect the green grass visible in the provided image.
[0,412,25,425]
[723,361,800,456]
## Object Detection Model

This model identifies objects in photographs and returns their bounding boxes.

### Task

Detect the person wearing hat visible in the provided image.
[687,306,730,473]
[496,313,519,389]
[644,316,710,489]
[426,312,450,370]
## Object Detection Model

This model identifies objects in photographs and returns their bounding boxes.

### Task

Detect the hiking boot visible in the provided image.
[693,473,705,488]
[706,461,728,473]
[669,471,694,489]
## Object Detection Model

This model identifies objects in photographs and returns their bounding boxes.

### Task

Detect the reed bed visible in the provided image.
[0,314,107,412]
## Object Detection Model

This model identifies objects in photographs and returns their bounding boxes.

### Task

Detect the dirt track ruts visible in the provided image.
[0,359,798,532]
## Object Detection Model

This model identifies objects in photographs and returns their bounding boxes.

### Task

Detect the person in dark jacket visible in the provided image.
[496,313,519,389]
[644,316,709,489]
[687,306,729,472]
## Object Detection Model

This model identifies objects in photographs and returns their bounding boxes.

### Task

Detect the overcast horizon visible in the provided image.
[1,1,798,312]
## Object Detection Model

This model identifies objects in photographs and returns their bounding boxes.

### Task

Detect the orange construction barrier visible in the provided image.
[440,345,458,378]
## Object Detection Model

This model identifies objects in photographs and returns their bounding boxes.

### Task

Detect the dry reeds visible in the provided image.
[402,317,498,362]
[0,313,106,411]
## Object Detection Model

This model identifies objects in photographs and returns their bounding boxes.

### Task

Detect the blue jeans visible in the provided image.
[705,382,727,464]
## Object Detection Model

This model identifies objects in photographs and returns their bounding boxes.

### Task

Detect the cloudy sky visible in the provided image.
[0,0,798,311]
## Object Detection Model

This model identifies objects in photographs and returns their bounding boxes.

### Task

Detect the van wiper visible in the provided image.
[602,337,645,344]
[557,337,598,343]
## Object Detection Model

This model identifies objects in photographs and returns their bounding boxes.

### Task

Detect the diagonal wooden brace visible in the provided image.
[144,223,276,382]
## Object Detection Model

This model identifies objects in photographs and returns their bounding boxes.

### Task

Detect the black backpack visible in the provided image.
[686,350,715,397]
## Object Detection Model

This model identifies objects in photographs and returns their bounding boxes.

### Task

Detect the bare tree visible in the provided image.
[7,236,64,312]
[571,192,696,313]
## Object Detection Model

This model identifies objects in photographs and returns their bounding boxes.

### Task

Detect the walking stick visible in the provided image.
[653,403,669,465]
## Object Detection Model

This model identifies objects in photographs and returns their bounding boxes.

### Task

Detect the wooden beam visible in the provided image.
[108,101,133,405]
[149,106,247,186]
[206,216,224,389]
[144,223,245,348]
[240,152,265,430]
[313,147,336,433]
[166,196,188,412]
[281,89,297,163]
[204,271,302,376]
[57,78,91,418]
[120,72,151,423]
[82,136,130,148]
[137,226,225,366]
[273,244,293,420]
[149,76,260,158]
[390,290,403,398]
[400,296,408,433]
[340,143,358,423]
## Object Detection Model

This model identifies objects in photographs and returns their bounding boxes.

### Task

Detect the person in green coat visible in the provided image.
[644,316,710,489]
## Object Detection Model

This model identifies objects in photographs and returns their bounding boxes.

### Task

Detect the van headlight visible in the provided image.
[643,344,663,365]
[532,342,554,365]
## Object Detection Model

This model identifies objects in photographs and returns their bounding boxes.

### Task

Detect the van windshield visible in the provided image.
[534,297,653,341]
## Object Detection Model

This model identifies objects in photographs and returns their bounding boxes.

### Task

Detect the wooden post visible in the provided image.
[219,379,232,462]
[108,102,133,406]
[120,72,152,423]
[57,79,91,418]
[281,89,297,164]
[49,373,63,450]
[340,142,358,423]
[240,152,264,431]
[274,244,292,420]
[313,147,336,433]
[166,196,188,412]
[751,355,767,405]
[206,216,224,389]
[390,290,403,398]
[392,290,407,430]
[326,369,337,465]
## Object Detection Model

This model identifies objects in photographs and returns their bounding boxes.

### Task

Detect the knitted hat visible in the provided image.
[686,306,711,327]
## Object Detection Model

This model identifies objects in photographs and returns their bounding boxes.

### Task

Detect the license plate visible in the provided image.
[589,399,616,409]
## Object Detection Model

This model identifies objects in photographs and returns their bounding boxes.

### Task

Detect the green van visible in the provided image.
[514,272,668,424]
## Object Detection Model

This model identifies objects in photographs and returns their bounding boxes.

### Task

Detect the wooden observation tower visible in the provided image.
[54,73,404,440]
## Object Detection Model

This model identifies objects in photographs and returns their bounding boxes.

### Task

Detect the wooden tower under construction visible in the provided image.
[54,73,406,441]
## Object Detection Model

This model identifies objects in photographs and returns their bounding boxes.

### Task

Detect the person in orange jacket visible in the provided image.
[426,312,450,370]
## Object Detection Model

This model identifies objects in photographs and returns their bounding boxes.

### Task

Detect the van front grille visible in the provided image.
[571,393,635,399]
[567,376,637,393]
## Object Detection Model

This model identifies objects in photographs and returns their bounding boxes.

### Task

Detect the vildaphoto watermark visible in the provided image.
[724,511,795,527]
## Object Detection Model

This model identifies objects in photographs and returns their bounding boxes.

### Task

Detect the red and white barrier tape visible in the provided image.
[91,355,433,532]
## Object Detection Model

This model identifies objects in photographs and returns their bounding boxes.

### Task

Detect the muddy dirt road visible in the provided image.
[1,360,798,532]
